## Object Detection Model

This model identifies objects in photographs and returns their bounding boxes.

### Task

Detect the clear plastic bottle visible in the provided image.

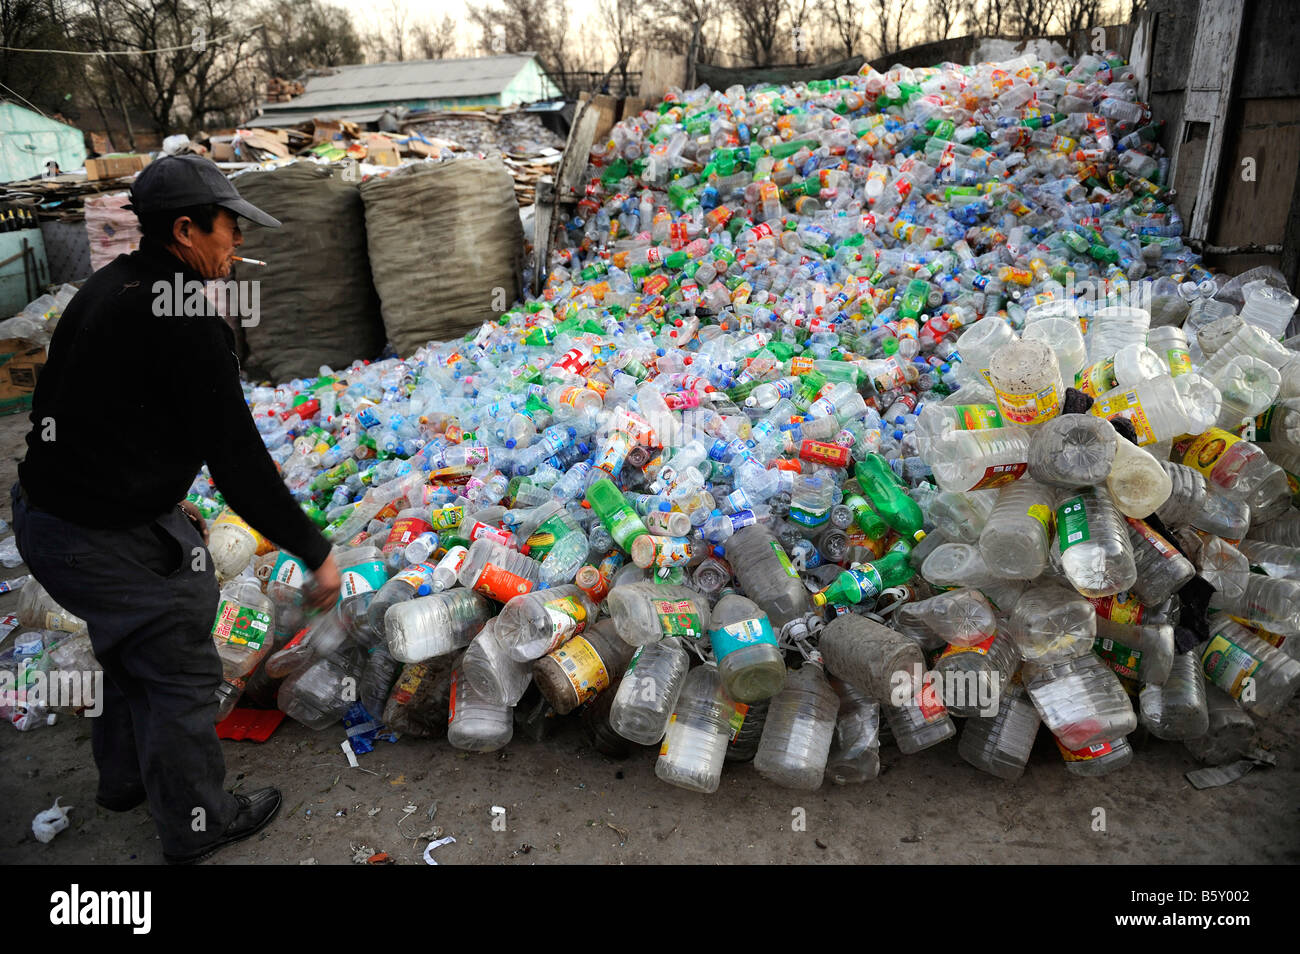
[359,645,402,719]
[957,675,1041,779]
[1091,375,1190,446]
[1055,735,1134,776]
[367,546,467,638]
[1054,487,1137,598]
[1027,412,1118,489]
[1125,517,1195,604]
[211,576,276,679]
[532,618,635,715]
[494,584,599,661]
[462,617,533,706]
[384,588,493,663]
[707,592,786,703]
[723,524,811,629]
[1236,540,1300,581]
[1198,613,1300,716]
[1023,315,1087,384]
[604,582,711,645]
[277,647,366,730]
[1093,616,1175,685]
[1183,685,1258,765]
[1007,582,1097,663]
[456,538,543,602]
[819,612,926,701]
[1170,428,1291,510]
[824,678,881,784]
[902,587,998,647]
[1025,652,1137,750]
[1145,325,1192,377]
[1106,437,1172,518]
[655,661,732,793]
[926,488,998,542]
[610,636,690,744]
[1222,574,1300,637]
[1073,343,1166,398]
[753,660,839,791]
[447,665,514,752]
[933,629,1019,717]
[1138,652,1209,740]
[921,541,999,588]
[925,422,1032,493]
[883,679,956,753]
[1086,305,1150,363]
[978,477,1054,578]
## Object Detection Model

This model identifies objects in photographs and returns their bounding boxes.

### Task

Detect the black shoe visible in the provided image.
[96,787,147,812]
[164,787,282,865]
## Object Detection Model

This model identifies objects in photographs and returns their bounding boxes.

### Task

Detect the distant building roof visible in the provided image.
[258,53,548,117]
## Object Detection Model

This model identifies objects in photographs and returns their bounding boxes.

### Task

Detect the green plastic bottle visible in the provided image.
[811,550,914,606]
[585,478,650,554]
[842,493,889,539]
[854,456,926,543]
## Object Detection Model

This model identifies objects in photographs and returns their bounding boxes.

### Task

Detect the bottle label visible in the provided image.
[474,563,535,601]
[911,681,947,721]
[1200,632,1261,698]
[969,461,1028,490]
[1252,405,1277,443]
[542,596,589,651]
[646,536,694,567]
[939,633,996,658]
[1094,637,1142,680]
[658,713,677,757]
[272,552,307,589]
[1056,738,1113,762]
[788,505,830,528]
[1124,516,1177,559]
[624,645,644,676]
[727,702,750,743]
[394,562,437,589]
[1165,347,1191,377]
[1090,388,1155,444]
[708,616,777,662]
[1172,428,1241,478]
[1089,591,1144,624]
[526,514,571,559]
[1074,356,1118,398]
[653,599,704,639]
[447,670,458,724]
[550,635,609,703]
[606,508,646,549]
[429,506,464,531]
[769,540,800,578]
[391,662,428,707]
[1056,495,1091,552]
[341,560,388,598]
[954,403,1005,429]
[211,600,271,652]
[1026,503,1052,534]
[993,382,1060,425]
[384,517,433,553]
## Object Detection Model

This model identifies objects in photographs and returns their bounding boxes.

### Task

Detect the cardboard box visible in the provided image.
[209,139,236,161]
[85,154,151,181]
[362,134,400,166]
[0,338,46,416]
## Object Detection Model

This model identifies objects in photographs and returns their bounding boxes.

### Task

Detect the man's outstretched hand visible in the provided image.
[304,553,342,611]
[178,500,209,545]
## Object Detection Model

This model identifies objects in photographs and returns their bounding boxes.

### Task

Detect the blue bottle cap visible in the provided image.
[416,583,431,596]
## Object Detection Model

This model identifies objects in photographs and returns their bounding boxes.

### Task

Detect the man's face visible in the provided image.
[172,208,242,280]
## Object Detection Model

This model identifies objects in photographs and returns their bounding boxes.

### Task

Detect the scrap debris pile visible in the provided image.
[4,52,1299,794]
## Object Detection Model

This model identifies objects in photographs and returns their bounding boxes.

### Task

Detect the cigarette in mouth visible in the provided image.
[233,256,267,266]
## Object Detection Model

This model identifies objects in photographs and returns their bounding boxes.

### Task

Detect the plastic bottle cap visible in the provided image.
[416,583,431,596]
[505,439,516,448]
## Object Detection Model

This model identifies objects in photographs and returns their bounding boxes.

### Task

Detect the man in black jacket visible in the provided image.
[12,155,341,863]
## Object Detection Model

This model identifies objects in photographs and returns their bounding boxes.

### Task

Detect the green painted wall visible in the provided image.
[0,103,87,183]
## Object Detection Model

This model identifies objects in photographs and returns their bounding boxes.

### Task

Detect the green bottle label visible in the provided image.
[1057,496,1091,552]
[770,540,799,578]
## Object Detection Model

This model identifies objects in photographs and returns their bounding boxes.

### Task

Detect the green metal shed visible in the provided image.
[0,102,87,183]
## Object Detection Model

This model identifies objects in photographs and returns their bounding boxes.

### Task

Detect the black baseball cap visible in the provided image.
[125,154,280,228]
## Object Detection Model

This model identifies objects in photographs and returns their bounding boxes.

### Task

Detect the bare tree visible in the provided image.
[1057,0,1102,33]
[411,12,458,59]
[1006,0,1060,37]
[785,0,814,64]
[257,0,363,73]
[647,0,721,77]
[815,0,862,58]
[385,0,408,61]
[725,0,784,66]
[466,0,587,94]
[962,0,1006,36]
[868,0,912,59]
[926,0,963,42]
[599,0,647,89]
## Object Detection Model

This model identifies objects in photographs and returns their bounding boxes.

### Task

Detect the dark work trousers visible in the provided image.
[11,483,238,857]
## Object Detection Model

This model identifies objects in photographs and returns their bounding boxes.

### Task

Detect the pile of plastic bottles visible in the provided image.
[10,52,1300,791]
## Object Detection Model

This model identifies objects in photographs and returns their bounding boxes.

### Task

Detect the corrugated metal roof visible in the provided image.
[260,53,540,114]
[247,107,385,127]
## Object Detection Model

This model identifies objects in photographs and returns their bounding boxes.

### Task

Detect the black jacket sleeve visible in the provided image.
[196,317,333,571]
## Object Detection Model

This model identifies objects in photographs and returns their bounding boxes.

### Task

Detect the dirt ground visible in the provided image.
[0,409,1296,866]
